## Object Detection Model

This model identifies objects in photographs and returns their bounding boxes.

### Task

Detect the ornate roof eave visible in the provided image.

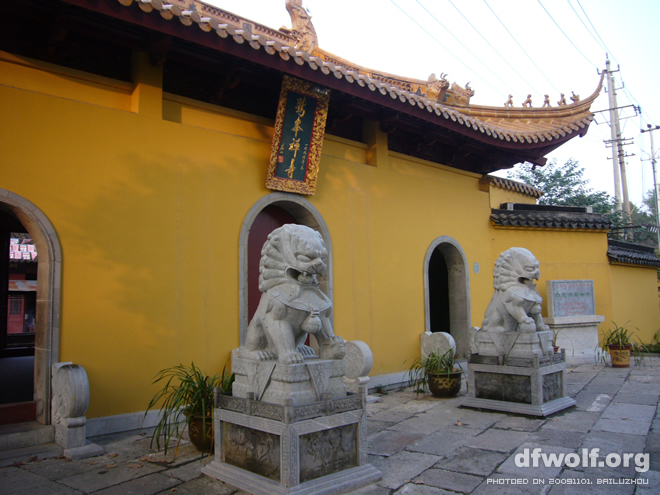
[62,0,600,167]
[456,73,604,120]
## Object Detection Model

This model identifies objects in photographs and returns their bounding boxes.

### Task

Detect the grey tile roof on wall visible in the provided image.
[607,240,660,268]
[486,176,544,198]
[490,207,611,230]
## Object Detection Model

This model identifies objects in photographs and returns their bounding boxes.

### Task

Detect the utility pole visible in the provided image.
[603,55,635,222]
[605,55,623,211]
[641,124,660,247]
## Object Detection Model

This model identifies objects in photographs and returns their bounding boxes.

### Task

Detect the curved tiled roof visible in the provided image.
[110,0,600,149]
[486,176,544,198]
[490,207,611,230]
[607,240,660,268]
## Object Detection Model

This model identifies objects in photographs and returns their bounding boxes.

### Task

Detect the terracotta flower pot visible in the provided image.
[188,415,213,452]
[426,372,462,398]
[608,344,632,368]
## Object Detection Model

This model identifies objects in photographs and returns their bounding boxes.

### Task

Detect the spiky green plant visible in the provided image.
[145,362,234,456]
[598,322,647,366]
[406,348,462,396]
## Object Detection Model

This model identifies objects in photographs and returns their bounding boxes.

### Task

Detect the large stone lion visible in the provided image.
[240,224,345,364]
[481,248,550,334]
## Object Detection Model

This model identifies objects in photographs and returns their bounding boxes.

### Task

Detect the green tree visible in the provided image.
[507,158,615,213]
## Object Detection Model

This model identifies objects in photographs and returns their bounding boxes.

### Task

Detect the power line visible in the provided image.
[389,0,504,96]
[566,0,607,53]
[415,1,513,96]
[576,0,615,62]
[444,0,539,99]
[482,0,560,94]
[536,0,598,69]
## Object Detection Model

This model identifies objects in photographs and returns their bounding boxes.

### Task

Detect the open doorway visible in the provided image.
[0,208,37,425]
[424,237,471,357]
[0,191,61,429]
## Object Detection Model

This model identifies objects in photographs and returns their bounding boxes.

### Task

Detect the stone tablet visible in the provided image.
[421,331,456,360]
[547,280,595,317]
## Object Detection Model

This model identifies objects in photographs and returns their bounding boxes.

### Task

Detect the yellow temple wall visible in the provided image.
[2,52,657,421]
[487,228,614,327]
[0,53,494,418]
[608,264,659,344]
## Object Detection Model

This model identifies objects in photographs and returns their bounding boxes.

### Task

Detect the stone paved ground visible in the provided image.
[1,357,659,494]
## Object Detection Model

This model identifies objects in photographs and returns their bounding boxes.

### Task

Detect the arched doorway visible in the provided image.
[239,193,331,346]
[0,207,37,425]
[424,237,471,357]
[0,191,61,426]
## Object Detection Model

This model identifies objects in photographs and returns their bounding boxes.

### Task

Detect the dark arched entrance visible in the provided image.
[424,237,471,357]
[428,249,450,334]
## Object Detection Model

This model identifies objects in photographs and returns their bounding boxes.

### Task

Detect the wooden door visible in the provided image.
[247,205,298,322]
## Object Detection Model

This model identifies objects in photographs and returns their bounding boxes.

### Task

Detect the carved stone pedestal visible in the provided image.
[462,352,576,416]
[202,388,380,495]
[231,349,347,406]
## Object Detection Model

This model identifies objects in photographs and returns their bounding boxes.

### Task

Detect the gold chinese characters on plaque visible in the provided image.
[265,76,330,195]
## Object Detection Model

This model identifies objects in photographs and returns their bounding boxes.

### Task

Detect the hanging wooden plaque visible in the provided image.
[265,76,330,195]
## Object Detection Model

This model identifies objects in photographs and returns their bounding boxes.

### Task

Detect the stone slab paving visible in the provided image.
[1,357,659,494]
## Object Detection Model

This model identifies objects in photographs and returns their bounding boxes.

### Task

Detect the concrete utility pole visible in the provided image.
[605,56,623,211]
[604,55,634,222]
[641,124,660,247]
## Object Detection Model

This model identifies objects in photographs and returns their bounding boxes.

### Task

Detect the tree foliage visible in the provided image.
[508,159,658,248]
[507,158,614,213]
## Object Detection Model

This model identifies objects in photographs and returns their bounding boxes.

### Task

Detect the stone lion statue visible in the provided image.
[481,248,550,334]
[240,224,345,364]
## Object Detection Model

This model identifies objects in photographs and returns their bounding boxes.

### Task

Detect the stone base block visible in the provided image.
[203,460,382,495]
[231,349,347,406]
[63,441,104,461]
[461,396,576,417]
[475,330,554,358]
[544,315,604,366]
[462,354,575,417]
[203,393,381,494]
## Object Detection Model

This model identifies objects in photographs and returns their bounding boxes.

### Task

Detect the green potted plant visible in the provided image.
[145,362,234,455]
[599,322,646,368]
[407,348,463,398]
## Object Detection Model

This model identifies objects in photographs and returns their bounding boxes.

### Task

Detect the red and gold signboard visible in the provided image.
[265,76,330,195]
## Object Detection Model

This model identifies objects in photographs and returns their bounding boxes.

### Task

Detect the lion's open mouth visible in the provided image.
[287,267,317,285]
[518,277,536,286]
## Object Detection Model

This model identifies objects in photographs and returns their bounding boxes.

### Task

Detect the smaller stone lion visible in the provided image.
[481,248,550,334]
[240,224,345,364]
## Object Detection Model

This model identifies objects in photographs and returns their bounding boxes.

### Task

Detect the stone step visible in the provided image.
[0,442,62,467]
[0,422,54,451]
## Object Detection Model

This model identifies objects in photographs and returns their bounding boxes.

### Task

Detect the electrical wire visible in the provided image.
[444,0,539,99]
[566,0,607,53]
[481,0,560,94]
[536,0,598,69]
[576,0,615,63]
[415,1,513,96]
[389,0,505,97]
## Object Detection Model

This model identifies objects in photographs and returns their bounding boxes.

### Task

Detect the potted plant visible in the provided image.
[407,348,463,398]
[145,362,234,455]
[599,323,646,368]
[552,329,561,354]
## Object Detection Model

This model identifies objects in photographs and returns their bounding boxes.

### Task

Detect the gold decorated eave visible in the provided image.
[59,0,602,170]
